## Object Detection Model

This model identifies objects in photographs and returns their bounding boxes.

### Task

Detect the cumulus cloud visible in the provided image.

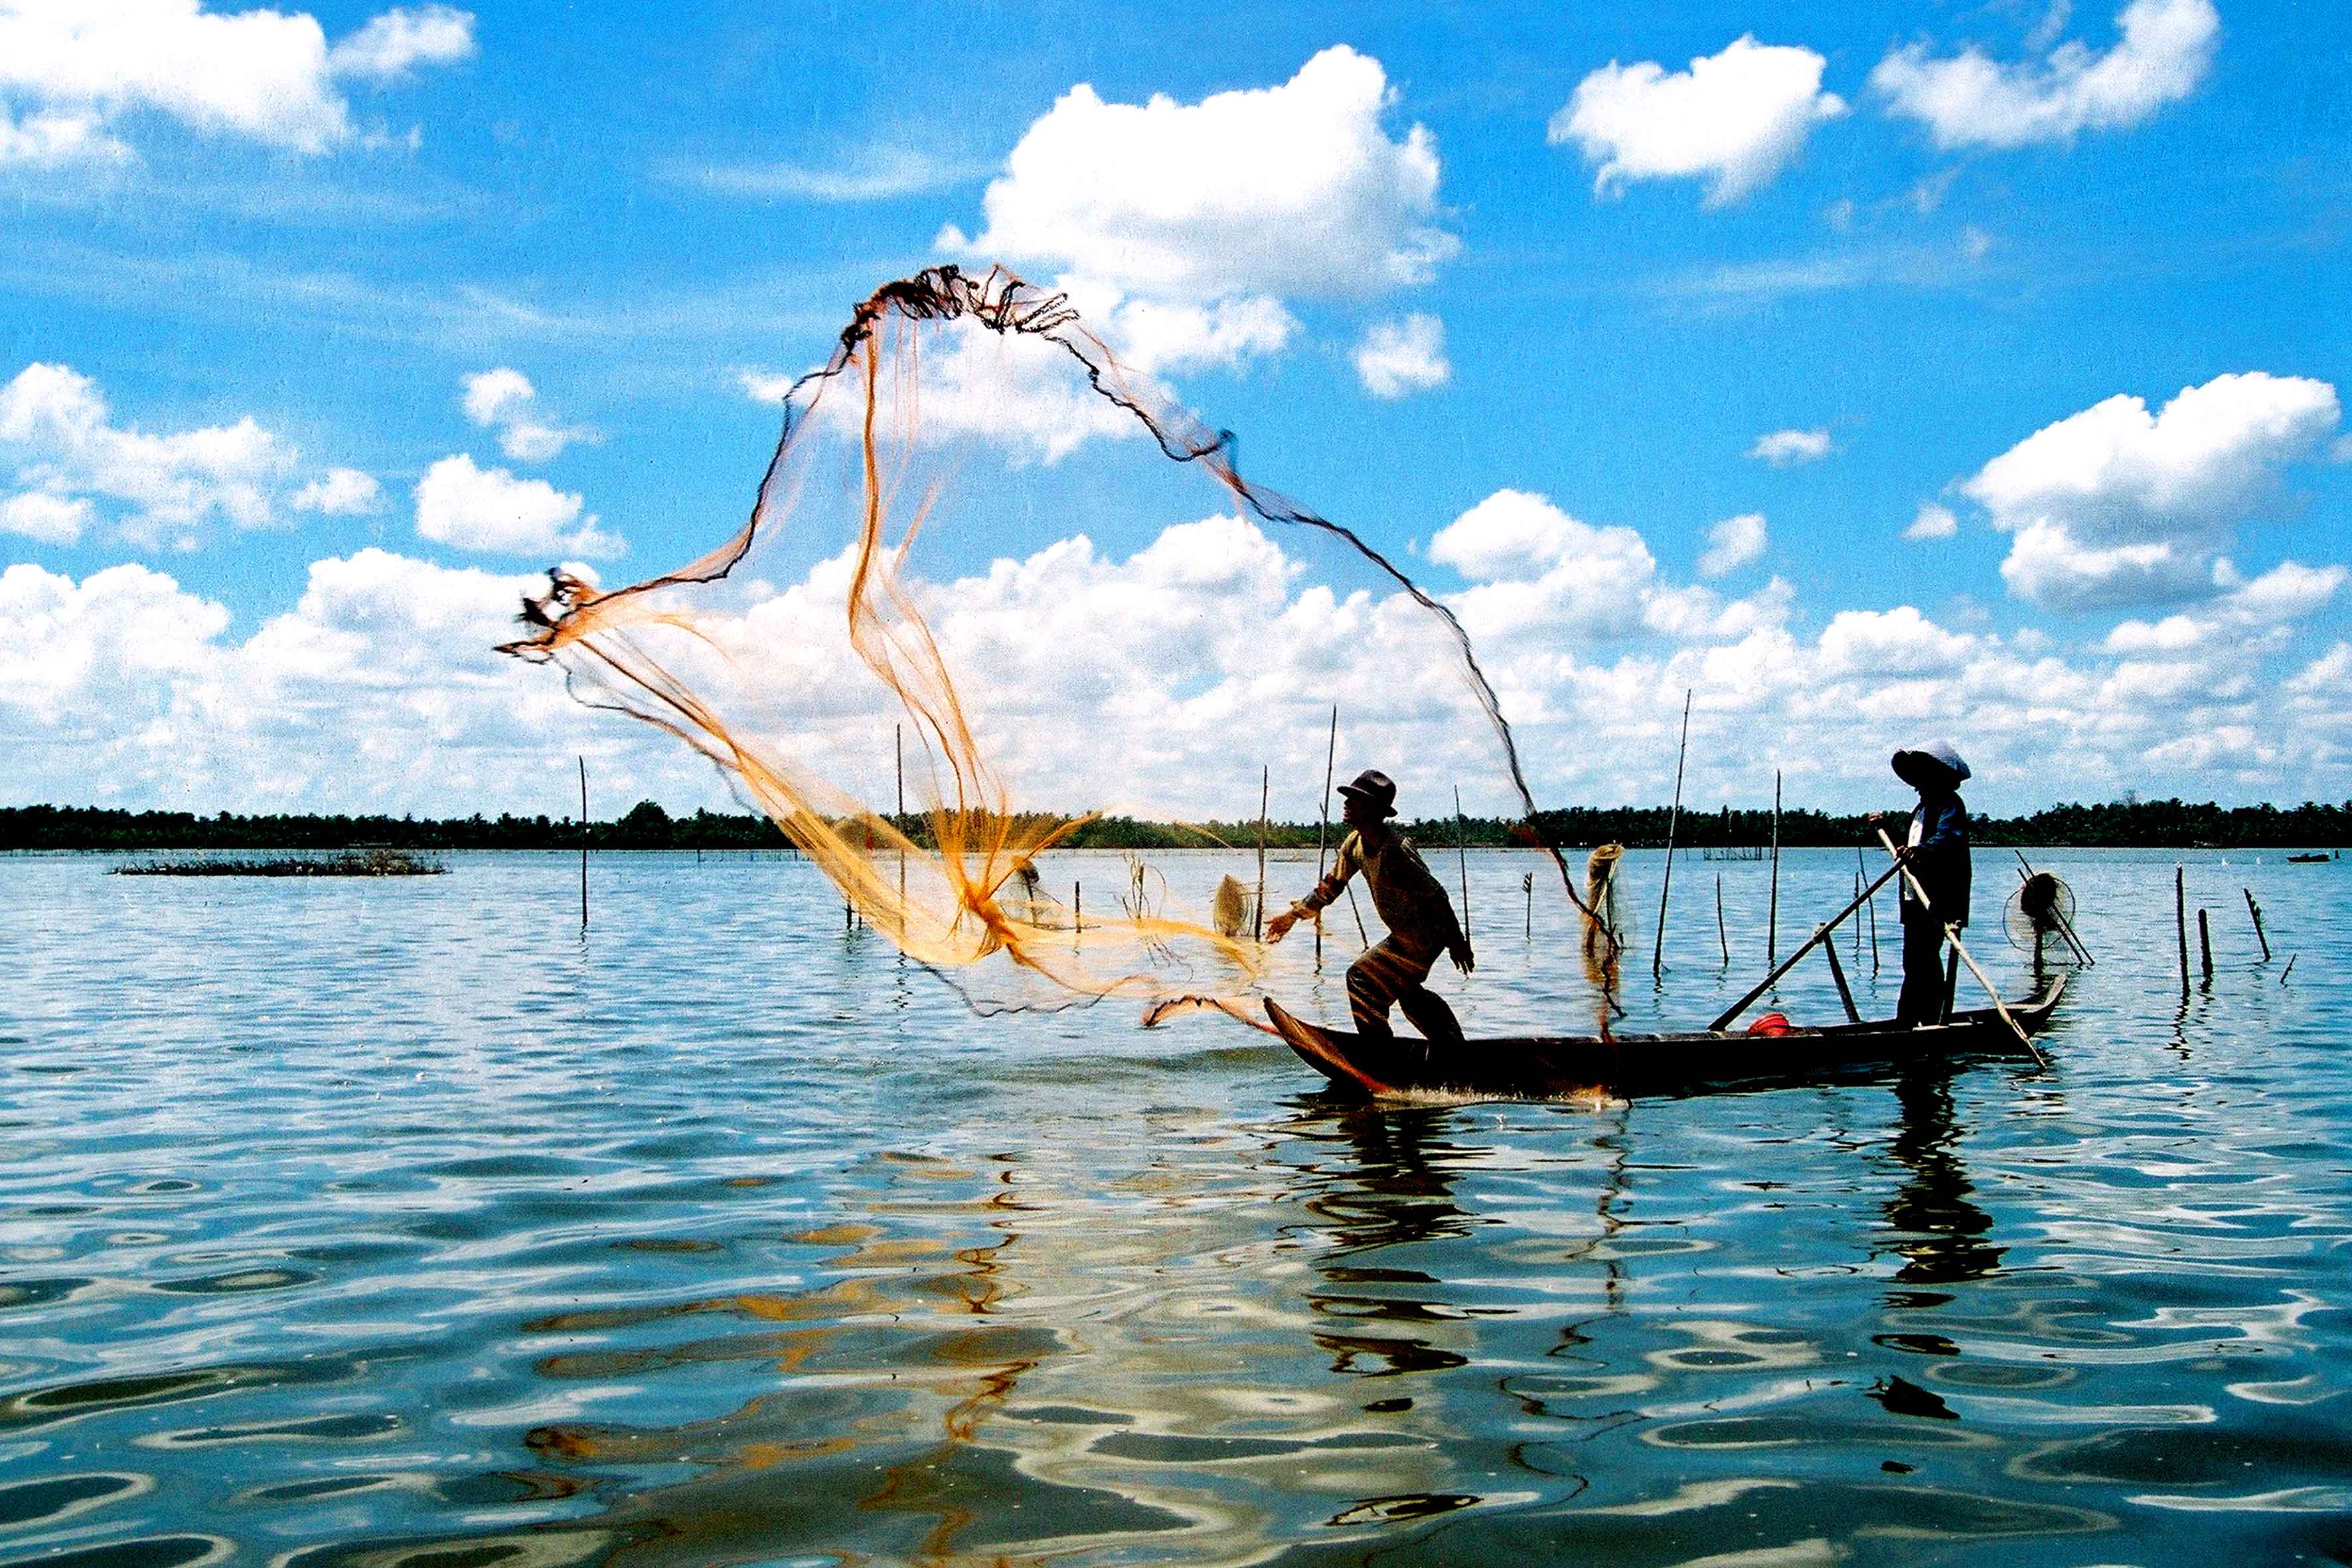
[1905,503,1960,540]
[1551,36,1847,206]
[1697,512,1768,577]
[11,499,2352,814]
[1964,372,2342,609]
[1,489,94,544]
[940,46,1456,400]
[459,368,593,462]
[0,0,475,165]
[1871,0,2219,150]
[952,46,1454,300]
[0,360,341,548]
[325,5,477,82]
[290,467,382,516]
[1353,314,1449,399]
[0,550,706,815]
[414,453,621,558]
[1749,428,1832,465]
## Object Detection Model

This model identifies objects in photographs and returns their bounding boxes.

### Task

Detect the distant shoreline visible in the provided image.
[6,799,2346,853]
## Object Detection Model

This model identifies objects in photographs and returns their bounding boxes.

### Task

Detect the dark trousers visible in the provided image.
[1347,935,1463,1046]
[1897,917,1951,1026]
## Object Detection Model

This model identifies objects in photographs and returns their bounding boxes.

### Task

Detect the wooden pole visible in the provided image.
[1766,769,1781,965]
[1345,884,1370,949]
[2175,864,2189,998]
[1715,873,1729,965]
[1819,923,1861,1023]
[896,722,906,909]
[1876,828,2041,1063]
[1708,858,1905,1030]
[1316,704,1338,968]
[1454,785,1472,941]
[1652,689,1691,980]
[1524,871,1534,939]
[2244,888,2271,961]
[577,755,589,931]
[1074,880,1082,937]
[1255,765,1270,943]
[1852,870,1863,962]
[2198,907,2213,982]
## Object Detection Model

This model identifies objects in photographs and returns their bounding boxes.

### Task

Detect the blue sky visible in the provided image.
[3,0,2347,821]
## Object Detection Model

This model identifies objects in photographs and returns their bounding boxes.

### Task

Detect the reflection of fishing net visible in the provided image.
[2004,871,2077,955]
[500,266,1588,1016]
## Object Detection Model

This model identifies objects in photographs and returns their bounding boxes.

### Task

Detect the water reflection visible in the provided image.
[1300,1105,1476,1381]
[1881,1060,2003,1297]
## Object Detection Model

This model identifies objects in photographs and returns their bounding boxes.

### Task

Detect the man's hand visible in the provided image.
[1450,937,1475,975]
[1263,907,1298,944]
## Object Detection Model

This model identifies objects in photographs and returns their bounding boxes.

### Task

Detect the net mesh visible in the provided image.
[499,265,1594,1020]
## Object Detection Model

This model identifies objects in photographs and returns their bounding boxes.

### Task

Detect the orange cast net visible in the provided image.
[499,266,1592,1019]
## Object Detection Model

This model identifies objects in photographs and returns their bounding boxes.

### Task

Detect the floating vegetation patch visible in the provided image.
[113,848,447,878]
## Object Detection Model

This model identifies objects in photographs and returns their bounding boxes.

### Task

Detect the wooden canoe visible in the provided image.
[1265,973,2068,1101]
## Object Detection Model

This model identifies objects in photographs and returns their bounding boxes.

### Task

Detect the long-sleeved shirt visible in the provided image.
[1900,793,1971,928]
[1296,826,1464,952]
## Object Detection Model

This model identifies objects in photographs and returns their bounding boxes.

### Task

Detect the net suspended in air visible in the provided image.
[499,265,1593,1018]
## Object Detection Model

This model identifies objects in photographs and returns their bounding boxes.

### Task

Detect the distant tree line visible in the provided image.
[5,796,2347,854]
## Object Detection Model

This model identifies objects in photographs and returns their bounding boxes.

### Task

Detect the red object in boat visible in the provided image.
[1745,1012,1792,1037]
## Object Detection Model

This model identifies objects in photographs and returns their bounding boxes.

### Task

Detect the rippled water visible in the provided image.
[5,846,2349,1567]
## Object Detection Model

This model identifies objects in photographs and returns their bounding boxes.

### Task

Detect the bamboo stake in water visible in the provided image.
[1524,870,1534,939]
[1255,765,1270,943]
[1652,689,1691,980]
[1767,769,1781,965]
[578,755,589,930]
[2244,888,2271,961]
[896,722,905,909]
[1454,785,1472,941]
[1315,704,1338,968]
[1715,873,1729,965]
[2198,907,2213,982]
[2175,864,2189,998]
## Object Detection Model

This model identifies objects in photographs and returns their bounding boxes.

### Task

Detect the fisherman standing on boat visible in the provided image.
[1875,741,1974,1028]
[1265,770,1474,1047]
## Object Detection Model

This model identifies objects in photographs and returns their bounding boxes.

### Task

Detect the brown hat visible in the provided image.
[1336,769,1398,818]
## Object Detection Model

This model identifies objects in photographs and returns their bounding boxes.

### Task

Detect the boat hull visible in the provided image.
[1266,975,2067,1101]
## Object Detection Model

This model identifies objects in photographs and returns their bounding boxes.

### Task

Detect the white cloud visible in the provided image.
[951,46,1455,301]
[414,453,621,558]
[1871,0,2219,150]
[0,361,302,548]
[1817,605,1976,677]
[1697,512,1768,577]
[459,367,593,462]
[665,145,980,202]
[325,5,476,82]
[1353,314,1449,400]
[1749,428,1832,465]
[1964,372,2341,609]
[1551,36,1847,206]
[1905,502,1959,540]
[291,467,382,516]
[0,0,475,163]
[933,46,1455,424]
[1,489,93,543]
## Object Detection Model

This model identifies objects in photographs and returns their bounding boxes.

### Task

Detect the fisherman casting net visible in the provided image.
[500,266,1592,1020]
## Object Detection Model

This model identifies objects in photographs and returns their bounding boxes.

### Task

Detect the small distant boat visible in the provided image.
[1265,975,2068,1101]
[2286,851,2335,864]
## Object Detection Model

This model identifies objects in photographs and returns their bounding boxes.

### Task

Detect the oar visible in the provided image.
[1708,858,1906,1031]
[1879,829,2045,1067]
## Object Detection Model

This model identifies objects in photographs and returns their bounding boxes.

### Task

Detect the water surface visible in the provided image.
[5,846,2349,1565]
